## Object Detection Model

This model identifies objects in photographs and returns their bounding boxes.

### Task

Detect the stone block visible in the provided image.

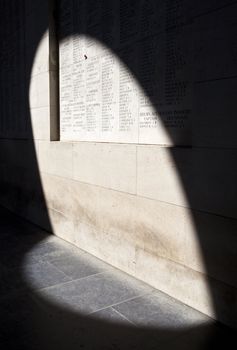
[38,141,73,178]
[72,142,136,194]
[29,72,49,109]
[137,145,237,218]
[30,106,50,140]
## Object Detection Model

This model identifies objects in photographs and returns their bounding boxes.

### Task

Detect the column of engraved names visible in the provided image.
[100,1,119,140]
[101,49,119,136]
[119,49,138,142]
[72,60,86,135]
[72,32,86,135]
[118,1,139,142]
[60,66,73,137]
[85,55,101,137]
[59,1,73,138]
[164,0,192,142]
[138,35,165,144]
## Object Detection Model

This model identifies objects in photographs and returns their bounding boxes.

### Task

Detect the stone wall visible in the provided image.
[0,0,237,329]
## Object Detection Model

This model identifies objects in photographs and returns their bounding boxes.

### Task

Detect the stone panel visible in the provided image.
[30,106,50,140]
[72,142,136,193]
[137,145,237,219]
[38,141,73,178]
[29,72,50,109]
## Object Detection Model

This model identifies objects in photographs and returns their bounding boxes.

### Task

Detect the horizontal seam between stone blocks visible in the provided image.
[134,251,212,280]
[38,139,237,150]
[43,205,223,282]
[30,69,50,78]
[40,171,136,195]
[39,171,237,221]
[30,103,56,110]
[137,255,237,294]
[62,139,191,148]
[195,74,237,84]
[191,0,237,20]
[31,105,57,111]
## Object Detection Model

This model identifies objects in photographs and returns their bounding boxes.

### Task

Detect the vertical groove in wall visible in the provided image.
[48,0,60,141]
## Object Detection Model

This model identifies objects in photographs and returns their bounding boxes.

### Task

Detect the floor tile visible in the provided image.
[113,289,211,329]
[90,306,135,326]
[48,250,112,280]
[39,270,153,314]
[21,261,71,289]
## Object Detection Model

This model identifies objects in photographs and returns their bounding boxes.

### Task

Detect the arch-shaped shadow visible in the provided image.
[0,0,236,348]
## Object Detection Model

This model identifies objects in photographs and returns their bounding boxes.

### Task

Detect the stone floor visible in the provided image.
[0,206,235,349]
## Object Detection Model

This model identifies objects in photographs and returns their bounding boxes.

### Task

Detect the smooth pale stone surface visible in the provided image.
[71,179,136,235]
[137,145,237,219]
[74,220,137,276]
[71,180,137,274]
[27,33,49,77]
[29,72,49,109]
[48,208,75,243]
[193,78,237,148]
[72,142,137,194]
[39,270,153,315]
[137,145,190,207]
[135,194,204,271]
[40,173,73,216]
[30,107,50,140]
[38,141,73,178]
[189,209,237,288]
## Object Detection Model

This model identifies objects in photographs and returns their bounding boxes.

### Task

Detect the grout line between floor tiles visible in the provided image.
[110,306,137,326]
[87,290,155,316]
[89,304,137,326]
[45,260,74,280]
[38,271,108,291]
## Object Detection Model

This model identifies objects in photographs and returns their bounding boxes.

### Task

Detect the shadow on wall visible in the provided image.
[0,0,237,348]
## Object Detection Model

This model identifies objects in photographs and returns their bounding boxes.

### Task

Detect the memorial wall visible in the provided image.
[1,0,237,329]
[59,0,192,145]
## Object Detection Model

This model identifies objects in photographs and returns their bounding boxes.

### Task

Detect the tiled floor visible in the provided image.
[0,206,235,349]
